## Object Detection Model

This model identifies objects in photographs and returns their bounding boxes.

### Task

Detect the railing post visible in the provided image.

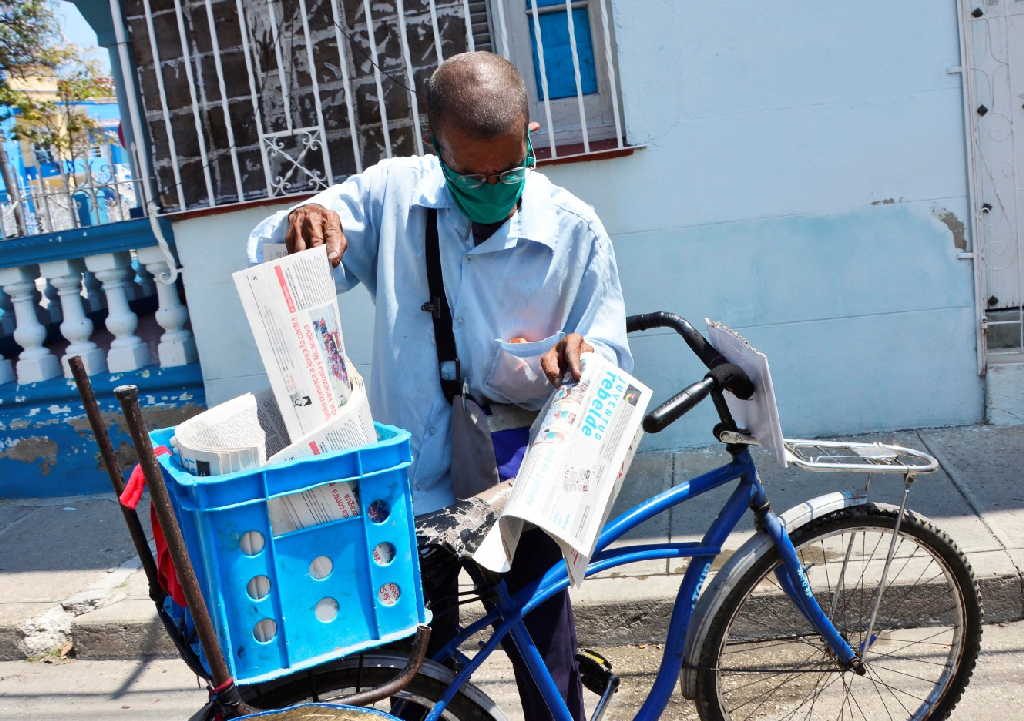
[39,258,108,377]
[0,266,61,383]
[0,289,14,337]
[84,252,152,372]
[82,271,107,313]
[137,245,196,367]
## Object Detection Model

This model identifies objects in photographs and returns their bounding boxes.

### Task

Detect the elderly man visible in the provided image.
[248,51,630,721]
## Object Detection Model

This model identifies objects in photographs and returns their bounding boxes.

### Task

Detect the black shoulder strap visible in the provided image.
[422,208,461,403]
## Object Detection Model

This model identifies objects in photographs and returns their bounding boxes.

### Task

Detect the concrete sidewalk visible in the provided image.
[1,423,1022,660]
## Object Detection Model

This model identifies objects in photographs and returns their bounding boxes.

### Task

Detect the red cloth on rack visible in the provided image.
[119,447,187,606]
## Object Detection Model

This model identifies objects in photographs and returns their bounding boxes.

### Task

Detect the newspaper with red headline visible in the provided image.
[474,353,652,587]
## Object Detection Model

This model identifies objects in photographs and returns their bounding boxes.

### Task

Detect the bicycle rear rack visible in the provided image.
[782,439,938,474]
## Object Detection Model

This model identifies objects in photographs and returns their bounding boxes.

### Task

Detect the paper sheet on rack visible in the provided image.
[474,353,651,586]
[233,247,357,439]
[705,319,787,466]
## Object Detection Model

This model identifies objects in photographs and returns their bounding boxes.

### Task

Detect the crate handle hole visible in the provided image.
[253,618,277,643]
[373,542,396,566]
[378,582,400,606]
[240,531,265,556]
[309,555,334,580]
[246,575,271,601]
[367,499,390,524]
[315,597,340,623]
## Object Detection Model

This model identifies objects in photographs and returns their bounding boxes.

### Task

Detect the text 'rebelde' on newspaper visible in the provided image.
[474,352,652,587]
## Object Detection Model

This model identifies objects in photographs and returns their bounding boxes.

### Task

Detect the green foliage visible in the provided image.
[0,1,114,170]
[0,1,64,77]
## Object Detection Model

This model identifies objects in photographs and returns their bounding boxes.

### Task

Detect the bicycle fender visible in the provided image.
[678,490,868,699]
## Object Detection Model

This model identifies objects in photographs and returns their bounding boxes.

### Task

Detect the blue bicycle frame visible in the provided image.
[421,448,859,721]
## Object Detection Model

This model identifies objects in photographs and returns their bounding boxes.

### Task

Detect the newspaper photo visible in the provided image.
[232,246,356,440]
[474,352,652,586]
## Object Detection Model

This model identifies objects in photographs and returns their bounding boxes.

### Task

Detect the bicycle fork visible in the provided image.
[753,492,865,674]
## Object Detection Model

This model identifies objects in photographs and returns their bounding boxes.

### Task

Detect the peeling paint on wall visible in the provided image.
[0,436,59,475]
[934,209,967,250]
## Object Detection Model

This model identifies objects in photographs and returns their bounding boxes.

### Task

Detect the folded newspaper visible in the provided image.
[474,352,652,587]
[171,247,376,481]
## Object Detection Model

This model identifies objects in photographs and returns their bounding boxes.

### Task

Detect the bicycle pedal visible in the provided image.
[576,649,619,697]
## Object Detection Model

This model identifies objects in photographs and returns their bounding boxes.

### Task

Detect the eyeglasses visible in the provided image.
[441,157,536,190]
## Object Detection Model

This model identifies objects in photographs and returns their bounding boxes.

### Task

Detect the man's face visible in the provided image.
[435,122,527,184]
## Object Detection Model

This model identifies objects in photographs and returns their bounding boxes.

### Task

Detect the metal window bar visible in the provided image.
[562,0,590,153]
[462,0,477,51]
[327,0,365,172]
[266,0,293,131]
[172,0,216,206]
[493,0,512,58]
[203,0,245,200]
[362,0,393,158]
[396,0,426,155]
[142,0,185,209]
[234,0,274,195]
[527,0,558,158]
[597,0,624,148]
[429,1,445,64]
[296,0,335,183]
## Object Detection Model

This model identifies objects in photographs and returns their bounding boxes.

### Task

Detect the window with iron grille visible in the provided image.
[120,0,623,213]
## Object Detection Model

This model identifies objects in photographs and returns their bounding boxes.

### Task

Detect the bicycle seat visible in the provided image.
[414,482,513,558]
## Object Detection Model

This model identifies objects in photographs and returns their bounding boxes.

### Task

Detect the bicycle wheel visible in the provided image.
[693,504,982,721]
[242,654,508,721]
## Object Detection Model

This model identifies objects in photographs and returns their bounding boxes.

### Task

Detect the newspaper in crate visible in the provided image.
[474,353,652,587]
[267,478,361,536]
[232,246,359,439]
[705,319,787,466]
[171,394,266,476]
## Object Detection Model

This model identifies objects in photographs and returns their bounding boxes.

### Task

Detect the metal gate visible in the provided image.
[960,0,1024,364]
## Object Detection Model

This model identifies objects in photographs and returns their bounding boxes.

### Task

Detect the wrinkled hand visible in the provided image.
[285,203,347,267]
[540,333,594,386]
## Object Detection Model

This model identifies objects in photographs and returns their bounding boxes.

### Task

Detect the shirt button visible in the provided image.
[426,425,436,435]
[466,256,473,262]
[456,317,464,325]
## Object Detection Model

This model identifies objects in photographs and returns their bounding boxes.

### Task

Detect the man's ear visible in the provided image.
[528,120,541,133]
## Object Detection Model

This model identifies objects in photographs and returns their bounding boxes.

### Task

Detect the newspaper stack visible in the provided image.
[474,352,652,587]
[170,247,376,484]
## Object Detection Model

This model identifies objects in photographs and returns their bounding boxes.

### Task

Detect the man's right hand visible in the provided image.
[285,203,347,267]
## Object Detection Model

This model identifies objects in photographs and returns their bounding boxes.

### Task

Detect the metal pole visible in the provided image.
[113,384,234,688]
[68,356,162,601]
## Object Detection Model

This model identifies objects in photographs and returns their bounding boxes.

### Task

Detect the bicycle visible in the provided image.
[231,311,982,721]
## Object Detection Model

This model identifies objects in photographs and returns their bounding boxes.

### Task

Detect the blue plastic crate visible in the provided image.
[149,423,427,686]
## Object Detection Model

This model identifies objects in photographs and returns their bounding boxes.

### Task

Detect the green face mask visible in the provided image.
[435,134,536,225]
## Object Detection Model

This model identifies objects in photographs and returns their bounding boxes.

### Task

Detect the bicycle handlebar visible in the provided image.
[626,312,755,434]
[626,311,728,369]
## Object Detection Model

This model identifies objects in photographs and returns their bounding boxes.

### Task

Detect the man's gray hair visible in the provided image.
[426,51,529,138]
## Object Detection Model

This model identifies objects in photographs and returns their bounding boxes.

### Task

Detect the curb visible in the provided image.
[52,569,1024,661]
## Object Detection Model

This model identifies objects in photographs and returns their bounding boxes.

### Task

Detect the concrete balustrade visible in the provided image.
[0,217,196,385]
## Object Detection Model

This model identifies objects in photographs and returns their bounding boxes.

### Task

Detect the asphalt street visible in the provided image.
[1,620,1021,721]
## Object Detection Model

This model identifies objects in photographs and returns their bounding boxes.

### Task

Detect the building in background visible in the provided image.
[0,1,1020,497]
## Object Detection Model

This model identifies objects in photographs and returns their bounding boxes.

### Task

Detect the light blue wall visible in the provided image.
[174,0,982,453]
[535,0,982,448]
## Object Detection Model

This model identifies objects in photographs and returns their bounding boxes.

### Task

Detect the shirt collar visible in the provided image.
[413,156,558,251]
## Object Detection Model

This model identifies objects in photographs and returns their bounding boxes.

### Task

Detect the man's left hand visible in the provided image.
[540,333,594,387]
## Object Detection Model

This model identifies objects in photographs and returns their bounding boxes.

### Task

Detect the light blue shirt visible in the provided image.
[248,155,631,514]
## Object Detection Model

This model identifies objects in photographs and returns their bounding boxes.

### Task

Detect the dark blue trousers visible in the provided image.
[417,529,585,721]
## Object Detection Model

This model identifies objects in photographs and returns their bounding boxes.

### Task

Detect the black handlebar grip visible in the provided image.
[626,312,727,370]
[643,377,715,433]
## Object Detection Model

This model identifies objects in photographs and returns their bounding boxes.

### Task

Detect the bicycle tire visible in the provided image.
[241,654,508,721]
[693,504,982,721]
